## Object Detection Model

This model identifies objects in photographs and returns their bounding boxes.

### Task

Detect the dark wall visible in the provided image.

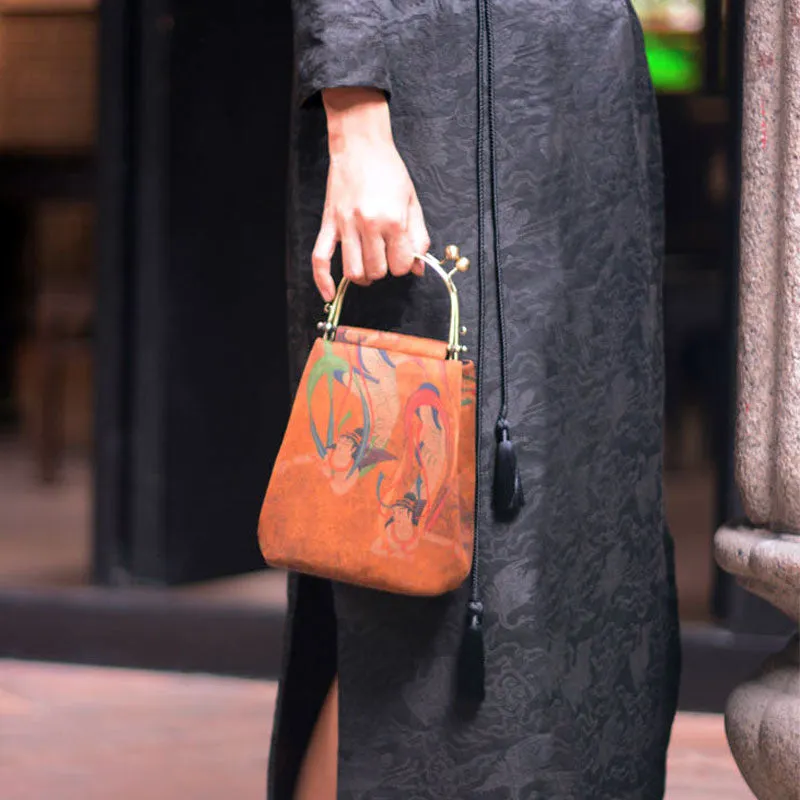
[96,0,293,584]
[161,2,292,581]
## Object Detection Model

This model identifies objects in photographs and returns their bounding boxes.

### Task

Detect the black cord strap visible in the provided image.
[483,0,524,521]
[457,0,489,705]
[458,0,525,706]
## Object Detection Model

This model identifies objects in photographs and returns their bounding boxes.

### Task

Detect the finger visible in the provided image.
[386,226,415,277]
[312,215,338,302]
[360,225,389,282]
[340,218,368,285]
[381,202,410,277]
[406,193,430,277]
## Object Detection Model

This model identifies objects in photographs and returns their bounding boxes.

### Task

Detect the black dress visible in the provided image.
[269,1,681,797]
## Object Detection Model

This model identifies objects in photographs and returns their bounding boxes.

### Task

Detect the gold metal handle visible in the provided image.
[316,246,471,360]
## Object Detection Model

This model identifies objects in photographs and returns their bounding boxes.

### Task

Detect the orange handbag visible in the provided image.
[258,247,477,596]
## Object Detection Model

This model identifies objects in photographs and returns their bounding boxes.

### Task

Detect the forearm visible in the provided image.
[322,88,394,156]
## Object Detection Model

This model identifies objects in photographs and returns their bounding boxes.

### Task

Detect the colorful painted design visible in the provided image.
[304,338,399,495]
[372,380,455,556]
[259,326,476,596]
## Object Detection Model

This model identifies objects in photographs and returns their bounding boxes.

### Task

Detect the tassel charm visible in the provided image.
[492,418,524,521]
[457,601,486,703]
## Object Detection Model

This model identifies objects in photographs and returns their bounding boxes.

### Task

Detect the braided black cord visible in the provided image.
[483,0,511,426]
[469,0,487,616]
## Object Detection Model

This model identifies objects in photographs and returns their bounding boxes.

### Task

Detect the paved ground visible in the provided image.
[0,660,753,800]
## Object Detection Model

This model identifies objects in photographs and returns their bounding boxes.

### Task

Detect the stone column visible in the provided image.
[714,0,800,798]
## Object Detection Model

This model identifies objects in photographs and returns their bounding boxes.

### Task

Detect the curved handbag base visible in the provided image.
[258,328,477,598]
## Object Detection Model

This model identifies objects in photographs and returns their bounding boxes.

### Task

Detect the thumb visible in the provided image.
[312,214,338,302]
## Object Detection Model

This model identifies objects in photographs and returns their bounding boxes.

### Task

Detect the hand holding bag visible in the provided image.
[258,247,476,596]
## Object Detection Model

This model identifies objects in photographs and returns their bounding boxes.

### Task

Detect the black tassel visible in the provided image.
[457,601,486,703]
[492,418,524,520]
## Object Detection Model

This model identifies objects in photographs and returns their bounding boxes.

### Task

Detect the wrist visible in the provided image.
[323,87,393,156]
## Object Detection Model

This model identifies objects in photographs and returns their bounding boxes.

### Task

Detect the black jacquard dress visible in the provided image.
[269,2,681,798]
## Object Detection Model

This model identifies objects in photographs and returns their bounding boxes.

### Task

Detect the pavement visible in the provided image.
[0,660,754,800]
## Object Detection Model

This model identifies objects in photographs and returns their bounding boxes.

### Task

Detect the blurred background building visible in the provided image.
[0,0,794,707]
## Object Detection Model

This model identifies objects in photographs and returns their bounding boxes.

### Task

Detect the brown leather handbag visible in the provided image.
[258,247,476,596]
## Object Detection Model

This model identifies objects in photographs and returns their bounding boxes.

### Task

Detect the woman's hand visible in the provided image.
[313,87,430,302]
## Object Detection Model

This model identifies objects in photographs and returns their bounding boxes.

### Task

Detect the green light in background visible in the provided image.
[643,33,702,92]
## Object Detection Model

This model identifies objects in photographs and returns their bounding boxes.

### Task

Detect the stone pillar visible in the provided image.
[714,0,800,797]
